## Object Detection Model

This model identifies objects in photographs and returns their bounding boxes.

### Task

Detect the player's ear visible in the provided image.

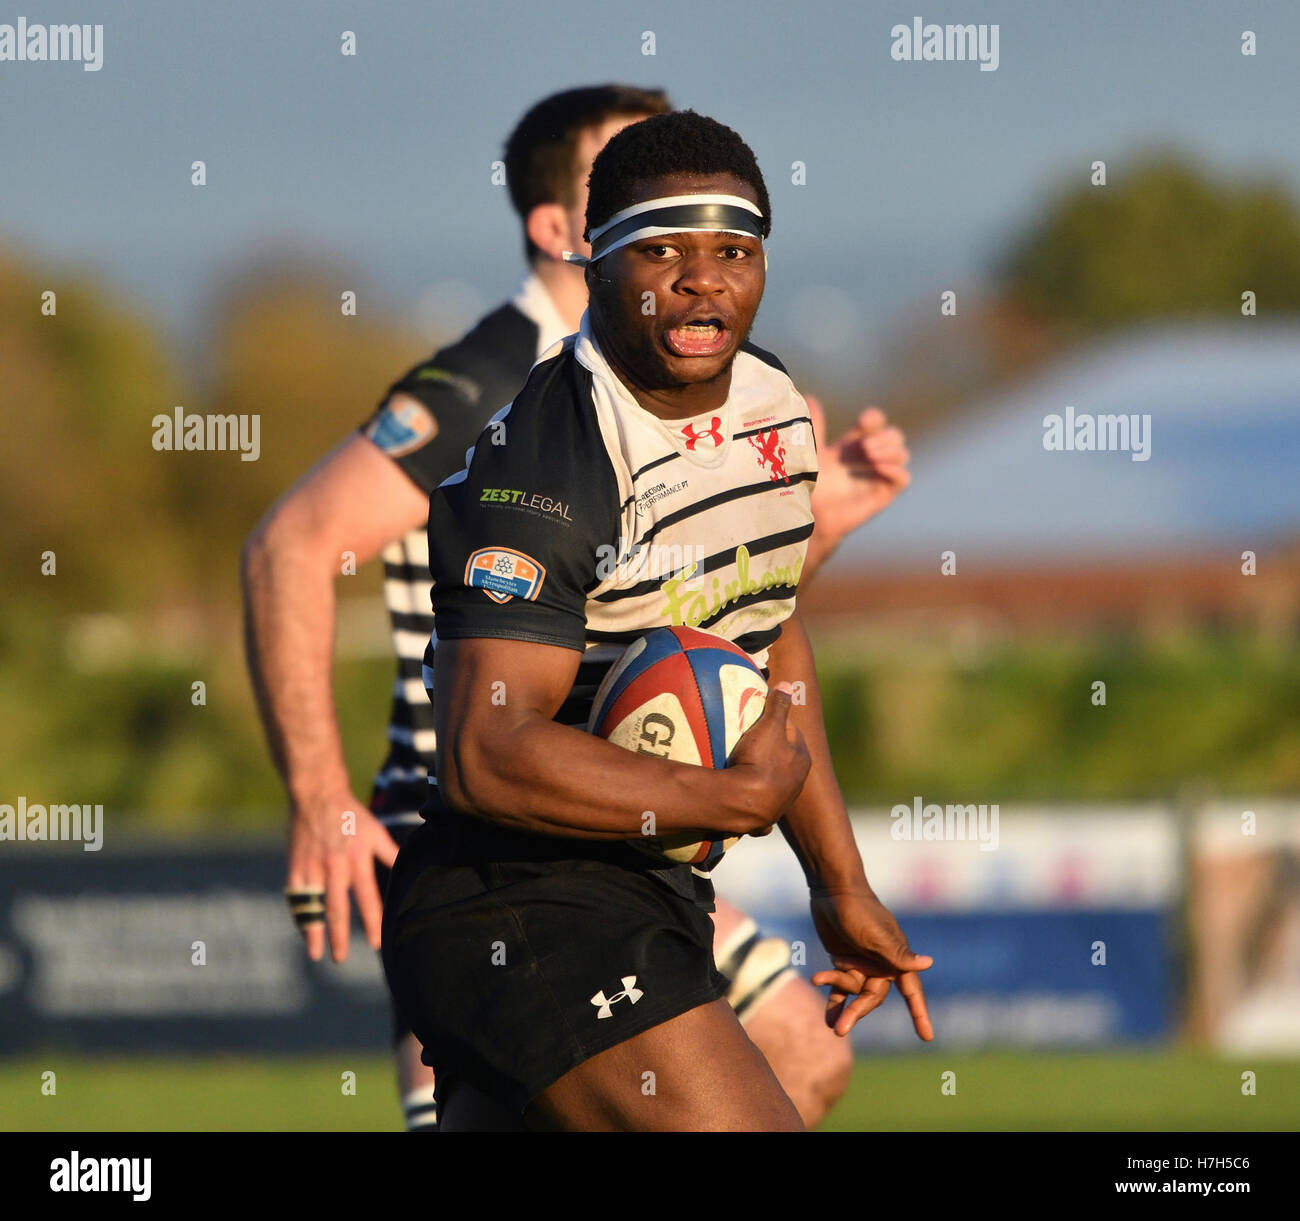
[525,202,571,263]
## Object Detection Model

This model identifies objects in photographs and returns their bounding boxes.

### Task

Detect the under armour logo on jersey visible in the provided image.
[748,426,789,483]
[590,975,644,1019]
[681,417,724,450]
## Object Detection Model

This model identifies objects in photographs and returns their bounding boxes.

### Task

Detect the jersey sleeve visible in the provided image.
[360,306,540,494]
[358,356,497,495]
[426,356,619,652]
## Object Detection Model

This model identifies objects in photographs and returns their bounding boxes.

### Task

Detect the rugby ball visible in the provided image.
[587,626,768,869]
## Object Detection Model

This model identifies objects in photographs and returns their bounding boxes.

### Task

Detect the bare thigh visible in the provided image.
[709,894,855,1127]
[524,997,805,1132]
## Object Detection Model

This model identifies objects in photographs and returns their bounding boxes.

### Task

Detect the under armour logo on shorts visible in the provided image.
[590,975,644,1019]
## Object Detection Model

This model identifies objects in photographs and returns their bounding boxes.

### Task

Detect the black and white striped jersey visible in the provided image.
[359,275,570,827]
[422,312,817,820]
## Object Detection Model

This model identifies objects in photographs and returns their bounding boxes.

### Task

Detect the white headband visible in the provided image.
[563,193,765,266]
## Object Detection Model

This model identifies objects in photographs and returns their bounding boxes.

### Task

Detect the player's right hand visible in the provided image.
[285,791,399,963]
[725,683,811,836]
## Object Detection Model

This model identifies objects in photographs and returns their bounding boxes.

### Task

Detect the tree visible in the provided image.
[998,151,1300,329]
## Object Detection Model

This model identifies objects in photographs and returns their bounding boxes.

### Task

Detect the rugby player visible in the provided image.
[380,109,931,1132]
[242,86,911,1131]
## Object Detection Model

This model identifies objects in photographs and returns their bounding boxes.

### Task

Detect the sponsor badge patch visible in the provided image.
[465,547,546,604]
[365,396,437,458]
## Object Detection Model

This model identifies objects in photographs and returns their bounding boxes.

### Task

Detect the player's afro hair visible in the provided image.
[584,110,771,244]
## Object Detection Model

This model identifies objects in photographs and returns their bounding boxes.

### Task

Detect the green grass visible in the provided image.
[4,1055,405,1132]
[821,1052,1300,1131]
[4,1052,1297,1131]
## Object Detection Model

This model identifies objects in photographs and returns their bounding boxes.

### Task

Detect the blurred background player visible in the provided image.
[241,85,911,1130]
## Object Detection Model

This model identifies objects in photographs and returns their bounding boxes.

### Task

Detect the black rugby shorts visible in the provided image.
[381,810,728,1113]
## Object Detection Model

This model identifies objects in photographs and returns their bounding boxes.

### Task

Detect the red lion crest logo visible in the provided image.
[748,426,789,483]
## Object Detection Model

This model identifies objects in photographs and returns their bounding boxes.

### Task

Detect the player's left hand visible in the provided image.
[806,395,911,542]
[809,886,934,1041]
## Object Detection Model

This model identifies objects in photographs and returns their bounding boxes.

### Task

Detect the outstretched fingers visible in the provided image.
[897,970,934,1041]
[811,951,933,1039]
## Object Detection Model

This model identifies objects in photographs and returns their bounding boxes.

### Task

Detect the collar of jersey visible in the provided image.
[511,271,573,360]
[575,311,734,469]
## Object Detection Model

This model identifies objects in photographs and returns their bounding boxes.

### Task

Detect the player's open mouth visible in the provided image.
[664,318,730,357]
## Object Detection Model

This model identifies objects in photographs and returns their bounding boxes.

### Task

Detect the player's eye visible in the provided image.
[643,244,676,259]
[720,245,749,260]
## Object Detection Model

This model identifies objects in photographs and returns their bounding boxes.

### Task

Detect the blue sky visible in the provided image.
[4,0,1297,376]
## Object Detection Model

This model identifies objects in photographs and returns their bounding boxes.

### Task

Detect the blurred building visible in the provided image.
[808,322,1300,636]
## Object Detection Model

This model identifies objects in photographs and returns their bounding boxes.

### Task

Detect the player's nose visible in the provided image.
[672,249,727,296]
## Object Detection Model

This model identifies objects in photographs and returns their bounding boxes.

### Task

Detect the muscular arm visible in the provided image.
[434,635,808,841]
[766,609,934,1040]
[763,610,867,892]
[240,427,428,808]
